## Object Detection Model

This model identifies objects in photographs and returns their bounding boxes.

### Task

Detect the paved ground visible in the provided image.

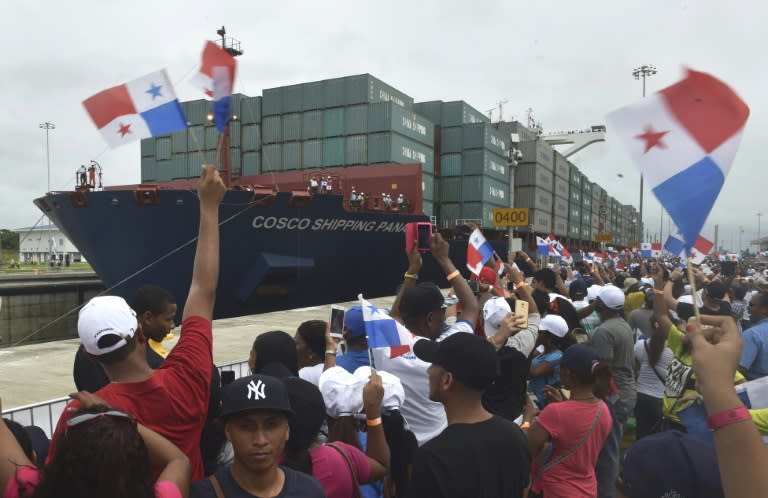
[0,295,396,409]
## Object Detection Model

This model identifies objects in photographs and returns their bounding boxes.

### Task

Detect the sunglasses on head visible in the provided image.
[66,410,135,432]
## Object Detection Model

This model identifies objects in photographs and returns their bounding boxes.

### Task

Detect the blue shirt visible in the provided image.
[336,349,372,373]
[740,318,768,380]
[528,350,563,406]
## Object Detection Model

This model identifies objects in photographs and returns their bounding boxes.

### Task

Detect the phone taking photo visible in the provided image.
[405,222,433,253]
[330,305,345,338]
[515,299,529,329]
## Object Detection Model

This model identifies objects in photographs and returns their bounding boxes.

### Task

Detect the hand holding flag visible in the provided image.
[466,229,494,275]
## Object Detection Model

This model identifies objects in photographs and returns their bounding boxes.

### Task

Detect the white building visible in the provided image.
[14,224,84,264]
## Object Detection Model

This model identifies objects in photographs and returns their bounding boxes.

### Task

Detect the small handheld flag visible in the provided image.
[191,41,237,132]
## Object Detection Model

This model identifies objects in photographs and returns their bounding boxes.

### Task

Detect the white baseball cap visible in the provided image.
[598,285,625,310]
[353,366,405,411]
[77,296,138,356]
[540,314,569,338]
[318,366,364,418]
[482,297,511,337]
[587,284,603,301]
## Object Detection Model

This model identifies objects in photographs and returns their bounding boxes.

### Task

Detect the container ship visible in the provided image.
[34,34,639,319]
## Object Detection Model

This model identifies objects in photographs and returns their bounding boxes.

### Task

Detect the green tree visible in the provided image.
[0,229,19,250]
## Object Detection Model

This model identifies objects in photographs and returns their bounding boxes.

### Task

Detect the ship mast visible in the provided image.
[216,26,243,188]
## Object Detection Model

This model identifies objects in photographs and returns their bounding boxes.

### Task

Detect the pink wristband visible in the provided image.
[706,405,751,431]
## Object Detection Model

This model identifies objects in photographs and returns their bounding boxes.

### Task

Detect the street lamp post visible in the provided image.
[632,64,657,244]
[739,226,744,255]
[39,122,55,266]
[758,213,763,255]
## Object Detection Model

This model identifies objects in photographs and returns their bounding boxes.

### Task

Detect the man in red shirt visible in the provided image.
[49,165,226,480]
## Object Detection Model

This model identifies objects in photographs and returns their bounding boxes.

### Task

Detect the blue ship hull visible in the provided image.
[36,189,506,319]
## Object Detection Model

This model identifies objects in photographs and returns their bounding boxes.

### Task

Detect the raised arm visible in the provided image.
[361,369,390,482]
[663,268,684,311]
[183,165,226,321]
[652,263,673,336]
[432,233,479,325]
[390,243,422,322]
[0,398,34,493]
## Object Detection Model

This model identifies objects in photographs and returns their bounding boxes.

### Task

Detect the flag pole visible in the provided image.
[685,257,703,324]
[367,348,374,369]
[188,128,206,167]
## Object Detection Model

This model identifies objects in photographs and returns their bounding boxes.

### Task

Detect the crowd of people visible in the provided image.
[3,166,768,497]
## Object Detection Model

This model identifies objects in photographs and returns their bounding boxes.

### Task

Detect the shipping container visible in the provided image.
[518,140,554,171]
[345,104,368,135]
[242,151,261,176]
[423,200,434,218]
[368,133,434,174]
[237,95,262,123]
[553,216,568,237]
[368,102,435,146]
[141,138,155,157]
[439,202,462,228]
[302,140,323,169]
[441,101,489,127]
[413,101,442,126]
[282,142,301,170]
[302,81,324,111]
[514,163,554,189]
[422,173,435,201]
[581,226,591,241]
[155,159,173,182]
[323,137,345,167]
[281,113,302,142]
[345,135,368,165]
[554,153,570,180]
[570,204,582,222]
[514,186,554,212]
[262,116,281,144]
[229,122,241,148]
[230,148,241,175]
[323,108,345,137]
[554,177,570,199]
[171,130,187,153]
[494,121,538,143]
[581,180,592,197]
[440,127,462,153]
[570,165,582,187]
[346,74,413,109]
[457,176,508,205]
[282,84,303,113]
[185,100,208,125]
[582,196,592,211]
[262,144,282,172]
[140,157,156,182]
[439,177,461,203]
[440,154,462,176]
[188,126,204,152]
[171,154,188,179]
[462,202,503,227]
[462,123,507,157]
[570,189,581,204]
[461,150,509,183]
[516,209,553,233]
[262,87,282,116]
[582,211,592,227]
[241,124,261,152]
[205,126,219,150]
[302,110,323,139]
[554,197,568,218]
[155,137,171,160]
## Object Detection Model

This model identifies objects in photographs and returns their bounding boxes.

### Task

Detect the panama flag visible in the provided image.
[640,242,653,258]
[467,229,494,275]
[690,236,714,264]
[607,69,749,253]
[536,236,550,255]
[191,41,237,132]
[359,294,414,351]
[83,70,187,148]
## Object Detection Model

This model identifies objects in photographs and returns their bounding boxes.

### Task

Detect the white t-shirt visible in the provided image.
[298,363,324,386]
[633,338,673,399]
[371,320,474,446]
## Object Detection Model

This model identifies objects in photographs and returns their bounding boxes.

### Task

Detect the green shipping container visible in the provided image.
[345,74,413,109]
[302,81,324,111]
[367,133,434,174]
[423,200,434,218]
[205,126,219,150]
[440,154,462,176]
[569,223,581,238]
[141,138,155,157]
[238,96,262,124]
[461,123,507,157]
[262,144,282,172]
[440,177,462,203]
[323,78,346,108]
[323,108,345,137]
[461,150,508,183]
[302,140,323,169]
[368,102,435,146]
[185,100,208,125]
[345,135,368,165]
[171,154,188,179]
[302,111,323,139]
[462,203,500,227]
[461,176,509,205]
[155,159,173,182]
[262,87,282,116]
[282,113,302,142]
[140,157,156,182]
[413,101,443,126]
[242,151,261,176]
[323,137,345,167]
[439,202,462,228]
[282,84,303,113]
[345,105,368,135]
[441,101,489,127]
[155,137,171,160]
[229,122,241,148]
[440,127,462,154]
[282,142,301,170]
[188,126,204,152]
[230,148,241,175]
[262,116,281,144]
[171,130,187,153]
[422,173,435,201]
[241,124,261,152]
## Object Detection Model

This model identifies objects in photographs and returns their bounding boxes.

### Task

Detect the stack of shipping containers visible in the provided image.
[416,101,509,228]
[580,177,593,245]
[568,164,582,242]
[593,184,606,241]
[552,152,570,238]
[513,136,555,235]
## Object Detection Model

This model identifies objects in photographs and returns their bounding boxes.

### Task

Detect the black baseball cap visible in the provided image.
[413,333,499,391]
[219,374,293,419]
[705,281,726,300]
[399,282,446,319]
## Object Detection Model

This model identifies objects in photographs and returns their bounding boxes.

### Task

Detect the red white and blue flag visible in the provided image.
[82,70,187,148]
[467,229,494,275]
[359,294,414,350]
[191,41,237,132]
[608,69,749,253]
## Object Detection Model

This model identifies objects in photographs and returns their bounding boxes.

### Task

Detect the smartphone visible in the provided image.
[221,370,236,385]
[467,279,481,293]
[515,299,529,329]
[330,305,345,336]
[404,222,432,253]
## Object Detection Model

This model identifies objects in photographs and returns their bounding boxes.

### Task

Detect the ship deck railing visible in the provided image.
[1,358,252,438]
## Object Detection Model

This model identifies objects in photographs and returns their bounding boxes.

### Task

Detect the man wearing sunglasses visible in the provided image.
[48,165,226,481]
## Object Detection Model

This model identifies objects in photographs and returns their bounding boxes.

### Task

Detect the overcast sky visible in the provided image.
[3,0,763,252]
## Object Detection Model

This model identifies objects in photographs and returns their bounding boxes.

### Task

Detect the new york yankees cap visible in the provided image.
[219,374,294,419]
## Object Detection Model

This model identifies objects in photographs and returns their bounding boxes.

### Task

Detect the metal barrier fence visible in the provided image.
[1,358,251,438]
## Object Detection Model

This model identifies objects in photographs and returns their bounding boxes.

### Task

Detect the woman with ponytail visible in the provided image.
[633,308,674,439]
[523,344,614,498]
